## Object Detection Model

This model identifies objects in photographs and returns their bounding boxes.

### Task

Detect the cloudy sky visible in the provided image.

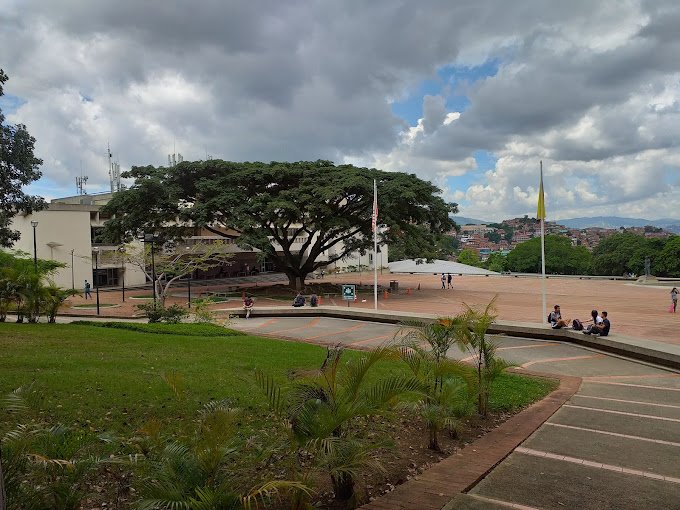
[2,0,679,221]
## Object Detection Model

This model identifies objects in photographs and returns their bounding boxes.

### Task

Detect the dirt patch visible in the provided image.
[77,408,515,510]
[272,409,514,510]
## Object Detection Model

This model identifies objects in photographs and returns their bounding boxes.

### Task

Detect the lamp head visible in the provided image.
[30,220,39,228]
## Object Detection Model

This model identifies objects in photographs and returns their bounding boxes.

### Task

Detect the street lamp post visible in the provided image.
[30,221,39,272]
[144,234,157,308]
[119,246,126,302]
[185,246,191,308]
[92,247,100,315]
[71,249,75,289]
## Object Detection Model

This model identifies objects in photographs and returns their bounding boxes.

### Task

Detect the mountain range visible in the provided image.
[452,215,680,233]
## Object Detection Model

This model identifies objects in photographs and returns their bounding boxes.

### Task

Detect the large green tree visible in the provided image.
[103,160,457,288]
[653,236,680,277]
[591,232,651,276]
[0,70,46,247]
[457,248,481,267]
[506,235,592,275]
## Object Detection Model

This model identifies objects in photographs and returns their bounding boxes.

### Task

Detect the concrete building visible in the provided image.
[9,196,147,290]
[8,191,388,288]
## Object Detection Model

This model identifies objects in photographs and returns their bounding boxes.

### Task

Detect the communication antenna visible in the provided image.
[108,143,122,193]
[167,145,184,167]
[76,160,88,195]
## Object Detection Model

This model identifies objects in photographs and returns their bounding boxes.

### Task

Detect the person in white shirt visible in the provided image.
[548,305,570,329]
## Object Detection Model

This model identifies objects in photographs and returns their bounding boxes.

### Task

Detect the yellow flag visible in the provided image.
[537,166,546,220]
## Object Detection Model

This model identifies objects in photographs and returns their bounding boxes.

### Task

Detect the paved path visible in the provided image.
[231,316,680,510]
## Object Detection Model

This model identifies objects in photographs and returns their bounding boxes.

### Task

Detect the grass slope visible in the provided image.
[0,323,556,435]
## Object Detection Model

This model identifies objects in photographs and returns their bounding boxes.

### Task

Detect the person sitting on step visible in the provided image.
[292,292,306,307]
[548,304,570,329]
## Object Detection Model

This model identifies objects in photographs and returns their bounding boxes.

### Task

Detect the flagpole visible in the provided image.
[373,179,378,310]
[539,161,547,324]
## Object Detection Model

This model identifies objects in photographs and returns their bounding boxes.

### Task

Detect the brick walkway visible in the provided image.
[360,373,581,510]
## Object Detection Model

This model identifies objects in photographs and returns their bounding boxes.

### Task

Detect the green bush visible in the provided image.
[135,303,188,323]
[70,320,241,337]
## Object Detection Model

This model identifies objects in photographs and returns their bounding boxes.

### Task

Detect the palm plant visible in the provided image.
[399,344,475,450]
[257,345,419,504]
[1,386,105,510]
[131,400,307,510]
[42,284,79,323]
[396,321,476,450]
[0,265,20,321]
[452,298,512,416]
[0,251,64,323]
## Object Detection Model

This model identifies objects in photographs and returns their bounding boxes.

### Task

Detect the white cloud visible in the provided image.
[1,0,679,219]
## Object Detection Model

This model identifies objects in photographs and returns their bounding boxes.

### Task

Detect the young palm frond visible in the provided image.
[254,369,285,417]
[241,481,314,510]
[256,344,414,504]
[162,371,187,399]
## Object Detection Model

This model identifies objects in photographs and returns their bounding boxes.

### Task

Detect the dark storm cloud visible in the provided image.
[2,0,680,219]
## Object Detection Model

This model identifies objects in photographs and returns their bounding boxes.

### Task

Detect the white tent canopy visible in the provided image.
[388,259,498,275]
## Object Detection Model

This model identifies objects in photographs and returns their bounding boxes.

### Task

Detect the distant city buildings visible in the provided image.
[454,217,674,260]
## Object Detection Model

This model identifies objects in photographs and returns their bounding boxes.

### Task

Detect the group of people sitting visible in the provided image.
[292,292,318,307]
[548,304,611,336]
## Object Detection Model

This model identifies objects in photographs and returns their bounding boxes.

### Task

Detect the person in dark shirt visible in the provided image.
[585,311,610,336]
[292,292,306,307]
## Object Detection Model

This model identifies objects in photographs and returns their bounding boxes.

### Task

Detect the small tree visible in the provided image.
[452,298,511,416]
[457,248,481,267]
[0,251,63,323]
[120,242,233,307]
[0,70,46,247]
[397,320,475,450]
[42,284,79,323]
[257,345,419,504]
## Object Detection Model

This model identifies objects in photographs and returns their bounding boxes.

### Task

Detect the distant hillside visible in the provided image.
[558,216,680,233]
[452,216,489,225]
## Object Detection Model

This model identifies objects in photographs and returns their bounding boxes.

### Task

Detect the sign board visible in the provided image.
[341,284,356,301]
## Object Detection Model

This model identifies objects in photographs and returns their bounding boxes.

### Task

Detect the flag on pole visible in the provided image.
[537,168,546,220]
[372,182,378,233]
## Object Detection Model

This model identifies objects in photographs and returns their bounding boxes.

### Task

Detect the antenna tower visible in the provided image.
[75,175,88,195]
[108,144,122,192]
[167,150,184,167]
[76,160,88,195]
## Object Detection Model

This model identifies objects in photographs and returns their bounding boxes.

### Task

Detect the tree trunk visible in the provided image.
[331,472,354,501]
[428,426,440,451]
[286,273,306,291]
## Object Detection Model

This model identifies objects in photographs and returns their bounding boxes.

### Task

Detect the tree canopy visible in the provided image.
[506,235,592,275]
[103,160,458,288]
[456,248,481,267]
[0,70,46,247]
[591,232,678,276]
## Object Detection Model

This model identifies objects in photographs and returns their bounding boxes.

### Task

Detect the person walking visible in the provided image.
[441,273,446,289]
[447,273,453,289]
[84,280,92,299]
[671,287,678,313]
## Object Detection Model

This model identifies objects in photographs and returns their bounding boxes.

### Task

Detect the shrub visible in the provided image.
[191,298,217,324]
[135,303,188,324]
[70,321,241,337]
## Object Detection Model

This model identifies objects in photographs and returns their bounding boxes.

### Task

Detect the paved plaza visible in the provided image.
[67,273,679,345]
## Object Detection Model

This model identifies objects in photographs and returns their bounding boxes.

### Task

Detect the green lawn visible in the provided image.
[0,322,556,435]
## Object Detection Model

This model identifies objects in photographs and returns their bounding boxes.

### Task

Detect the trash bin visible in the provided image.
[389,280,399,292]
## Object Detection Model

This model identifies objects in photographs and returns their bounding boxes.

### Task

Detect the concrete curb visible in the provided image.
[228,307,680,370]
[360,371,582,510]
